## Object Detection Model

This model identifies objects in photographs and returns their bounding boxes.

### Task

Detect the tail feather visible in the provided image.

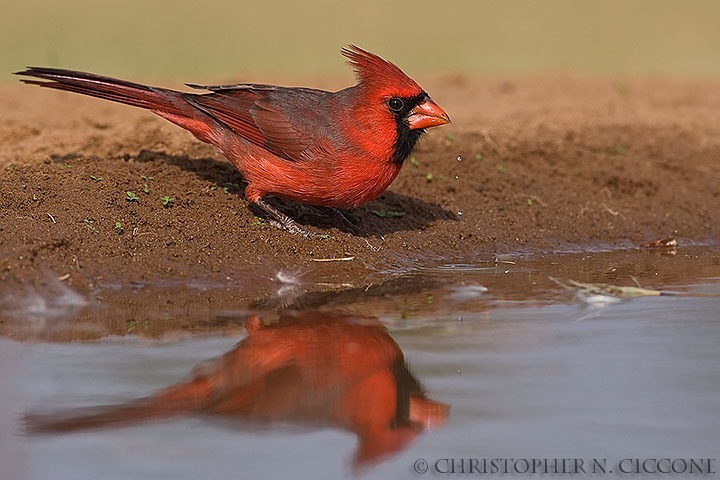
[24,398,170,434]
[15,66,184,115]
[24,371,215,434]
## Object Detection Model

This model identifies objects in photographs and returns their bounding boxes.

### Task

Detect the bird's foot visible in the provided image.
[328,207,360,233]
[266,219,314,238]
[296,205,360,234]
[254,199,315,238]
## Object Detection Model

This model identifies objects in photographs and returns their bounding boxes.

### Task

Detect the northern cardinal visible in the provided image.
[25,312,449,468]
[16,46,450,236]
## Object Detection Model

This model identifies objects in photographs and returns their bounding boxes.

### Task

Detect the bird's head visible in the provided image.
[343,45,450,131]
[342,45,450,164]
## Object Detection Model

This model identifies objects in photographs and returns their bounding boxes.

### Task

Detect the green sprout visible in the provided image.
[84,218,99,234]
[161,195,175,207]
[222,182,241,194]
[126,191,139,202]
[141,175,154,194]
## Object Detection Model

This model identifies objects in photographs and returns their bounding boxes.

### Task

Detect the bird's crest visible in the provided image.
[342,45,421,96]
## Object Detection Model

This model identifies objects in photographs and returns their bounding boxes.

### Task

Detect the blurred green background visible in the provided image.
[2,0,719,82]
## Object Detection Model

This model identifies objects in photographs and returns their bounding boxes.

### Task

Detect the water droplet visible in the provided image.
[456,155,462,161]
[454,175,459,180]
[457,210,464,216]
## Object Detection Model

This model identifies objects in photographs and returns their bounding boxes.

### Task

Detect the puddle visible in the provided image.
[1,246,719,479]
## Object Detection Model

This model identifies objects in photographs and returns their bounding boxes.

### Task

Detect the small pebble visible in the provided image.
[456,155,462,161]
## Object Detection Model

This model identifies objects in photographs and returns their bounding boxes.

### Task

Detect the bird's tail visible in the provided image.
[24,374,214,434]
[15,67,185,116]
[24,398,171,434]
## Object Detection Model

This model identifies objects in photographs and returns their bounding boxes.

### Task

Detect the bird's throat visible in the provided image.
[391,125,424,165]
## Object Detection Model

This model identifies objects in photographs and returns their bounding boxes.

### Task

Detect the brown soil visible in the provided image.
[2,74,719,297]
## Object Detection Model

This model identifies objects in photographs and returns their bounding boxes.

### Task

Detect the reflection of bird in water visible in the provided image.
[25,312,448,468]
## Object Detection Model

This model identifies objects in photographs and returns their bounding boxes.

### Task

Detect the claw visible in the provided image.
[254,199,315,237]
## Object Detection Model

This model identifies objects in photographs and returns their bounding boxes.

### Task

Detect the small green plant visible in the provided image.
[527,198,534,206]
[409,155,420,167]
[140,176,151,193]
[371,210,406,218]
[84,218,99,234]
[615,144,627,155]
[126,319,136,334]
[90,175,104,182]
[475,153,484,161]
[426,173,434,182]
[161,195,175,207]
[114,221,123,233]
[252,216,265,226]
[496,164,506,173]
[222,182,241,194]
[445,132,455,143]
[140,175,153,194]
[126,191,139,202]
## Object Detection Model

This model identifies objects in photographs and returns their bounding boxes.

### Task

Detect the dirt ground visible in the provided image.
[1,74,719,297]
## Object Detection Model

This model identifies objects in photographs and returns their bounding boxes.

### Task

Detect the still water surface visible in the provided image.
[1,247,718,479]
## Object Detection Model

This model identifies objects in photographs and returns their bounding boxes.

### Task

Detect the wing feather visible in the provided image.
[184,86,334,162]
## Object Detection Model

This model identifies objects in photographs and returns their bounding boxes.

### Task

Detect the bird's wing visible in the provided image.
[184,84,334,162]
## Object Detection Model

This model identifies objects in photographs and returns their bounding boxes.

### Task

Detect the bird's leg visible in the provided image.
[329,208,360,233]
[254,199,314,238]
[298,205,359,233]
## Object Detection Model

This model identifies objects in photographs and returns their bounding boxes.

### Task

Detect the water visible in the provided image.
[1,247,719,479]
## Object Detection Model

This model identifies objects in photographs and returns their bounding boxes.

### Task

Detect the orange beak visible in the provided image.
[407,97,451,130]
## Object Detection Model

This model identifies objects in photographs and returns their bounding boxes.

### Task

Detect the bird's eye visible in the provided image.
[388,97,404,112]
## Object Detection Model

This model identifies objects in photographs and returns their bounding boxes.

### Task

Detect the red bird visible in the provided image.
[25,312,448,468]
[16,46,450,235]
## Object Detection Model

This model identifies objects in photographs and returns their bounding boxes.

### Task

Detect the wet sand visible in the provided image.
[1,75,719,335]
